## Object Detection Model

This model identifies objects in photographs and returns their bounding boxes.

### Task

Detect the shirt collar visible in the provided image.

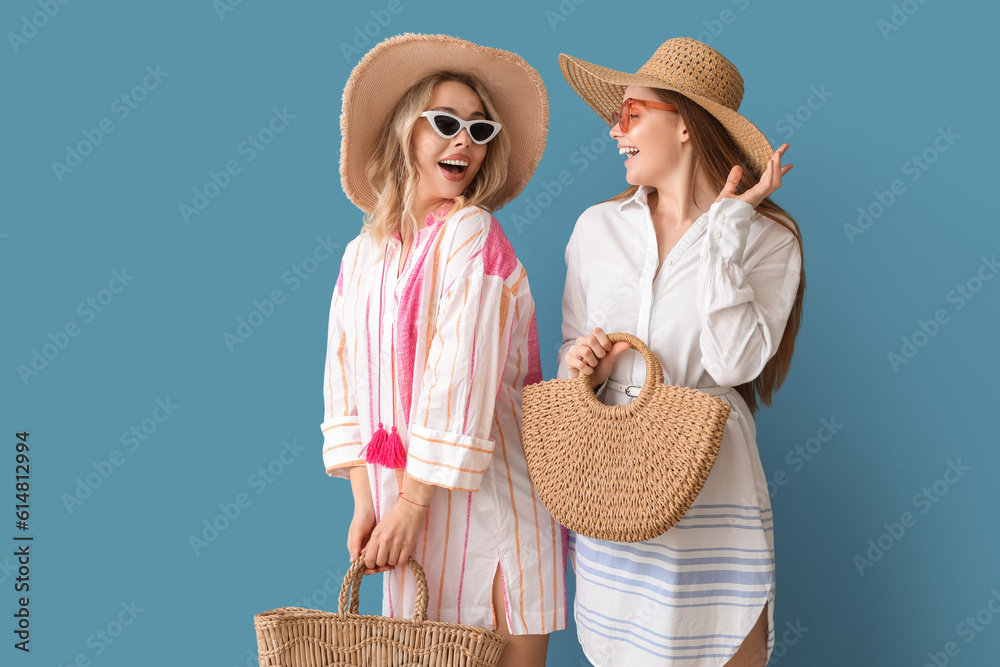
[388,199,456,245]
[618,185,652,211]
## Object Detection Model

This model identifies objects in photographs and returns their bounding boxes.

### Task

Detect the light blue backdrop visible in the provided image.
[3,1,997,666]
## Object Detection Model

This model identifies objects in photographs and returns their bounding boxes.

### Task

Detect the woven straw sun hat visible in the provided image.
[341,33,549,214]
[559,37,774,176]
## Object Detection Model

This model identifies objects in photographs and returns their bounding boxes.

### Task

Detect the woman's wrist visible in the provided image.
[349,466,375,512]
[397,491,430,512]
[400,475,434,506]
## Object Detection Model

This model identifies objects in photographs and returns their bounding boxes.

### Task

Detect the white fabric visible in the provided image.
[558,186,801,666]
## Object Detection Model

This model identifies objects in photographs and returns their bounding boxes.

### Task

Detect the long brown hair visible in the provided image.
[606,88,805,417]
[362,72,513,248]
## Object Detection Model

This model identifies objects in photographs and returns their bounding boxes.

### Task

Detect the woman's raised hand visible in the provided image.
[713,143,793,209]
[565,327,631,389]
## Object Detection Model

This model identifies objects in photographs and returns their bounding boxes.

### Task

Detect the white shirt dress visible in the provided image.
[322,203,568,635]
[557,186,802,666]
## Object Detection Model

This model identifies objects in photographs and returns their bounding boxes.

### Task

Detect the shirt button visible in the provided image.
[695,223,704,231]
[713,231,722,239]
[666,260,673,266]
[717,211,726,221]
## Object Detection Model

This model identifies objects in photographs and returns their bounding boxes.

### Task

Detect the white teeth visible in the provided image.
[618,147,639,155]
[440,159,469,167]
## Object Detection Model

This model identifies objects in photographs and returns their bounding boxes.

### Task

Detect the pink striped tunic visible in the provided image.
[321,203,567,635]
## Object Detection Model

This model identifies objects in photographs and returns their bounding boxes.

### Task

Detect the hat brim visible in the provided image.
[558,52,774,177]
[341,33,549,214]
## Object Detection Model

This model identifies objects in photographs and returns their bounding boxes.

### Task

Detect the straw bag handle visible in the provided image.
[339,555,430,622]
[605,332,664,390]
[580,332,664,416]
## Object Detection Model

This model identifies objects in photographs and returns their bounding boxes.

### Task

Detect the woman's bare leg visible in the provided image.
[492,567,549,667]
[724,602,769,666]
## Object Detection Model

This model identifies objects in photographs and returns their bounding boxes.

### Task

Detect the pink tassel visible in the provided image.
[361,423,388,463]
[363,423,406,468]
[384,426,407,468]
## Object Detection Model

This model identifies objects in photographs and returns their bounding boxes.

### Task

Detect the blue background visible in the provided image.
[3,0,997,665]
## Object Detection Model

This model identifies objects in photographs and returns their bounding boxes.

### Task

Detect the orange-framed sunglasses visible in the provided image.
[611,97,679,133]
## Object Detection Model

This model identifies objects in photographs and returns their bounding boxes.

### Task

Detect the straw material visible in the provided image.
[558,37,774,176]
[254,557,505,666]
[341,33,549,213]
[521,333,731,543]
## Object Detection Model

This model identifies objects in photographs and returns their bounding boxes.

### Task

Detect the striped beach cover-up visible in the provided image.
[322,202,568,635]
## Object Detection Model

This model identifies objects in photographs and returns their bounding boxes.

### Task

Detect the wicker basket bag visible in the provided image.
[521,332,732,542]
[254,556,505,666]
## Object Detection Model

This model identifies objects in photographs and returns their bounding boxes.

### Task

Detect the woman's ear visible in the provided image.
[678,122,691,144]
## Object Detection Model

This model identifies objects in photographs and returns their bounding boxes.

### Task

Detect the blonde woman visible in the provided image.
[321,34,566,666]
[557,38,805,666]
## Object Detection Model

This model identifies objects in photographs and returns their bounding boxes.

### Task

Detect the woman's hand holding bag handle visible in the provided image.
[254,556,506,666]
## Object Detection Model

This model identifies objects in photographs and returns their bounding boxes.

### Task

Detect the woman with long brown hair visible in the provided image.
[557,38,804,666]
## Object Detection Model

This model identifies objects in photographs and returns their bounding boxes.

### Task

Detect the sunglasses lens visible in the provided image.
[469,122,496,143]
[618,100,631,131]
[432,114,461,137]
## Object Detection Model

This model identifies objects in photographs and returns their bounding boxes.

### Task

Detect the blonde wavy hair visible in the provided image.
[362,72,512,248]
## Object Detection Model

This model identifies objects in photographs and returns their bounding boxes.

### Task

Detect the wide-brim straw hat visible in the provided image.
[559,37,773,176]
[341,33,548,214]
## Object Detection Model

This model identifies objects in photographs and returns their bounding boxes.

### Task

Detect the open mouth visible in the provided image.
[438,159,469,181]
[620,146,639,161]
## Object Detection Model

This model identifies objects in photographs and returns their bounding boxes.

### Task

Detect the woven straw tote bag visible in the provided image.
[521,332,732,542]
[254,556,505,666]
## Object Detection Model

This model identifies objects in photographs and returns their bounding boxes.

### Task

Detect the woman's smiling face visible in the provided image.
[610,85,686,186]
[411,80,488,204]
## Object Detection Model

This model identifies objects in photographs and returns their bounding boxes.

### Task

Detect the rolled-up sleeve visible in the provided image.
[407,210,512,491]
[696,197,802,387]
[321,251,365,479]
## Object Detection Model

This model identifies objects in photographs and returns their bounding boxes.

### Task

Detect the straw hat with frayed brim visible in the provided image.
[341,33,548,214]
[559,37,774,176]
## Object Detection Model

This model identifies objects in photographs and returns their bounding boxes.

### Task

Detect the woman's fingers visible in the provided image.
[568,344,598,370]
[591,328,612,352]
